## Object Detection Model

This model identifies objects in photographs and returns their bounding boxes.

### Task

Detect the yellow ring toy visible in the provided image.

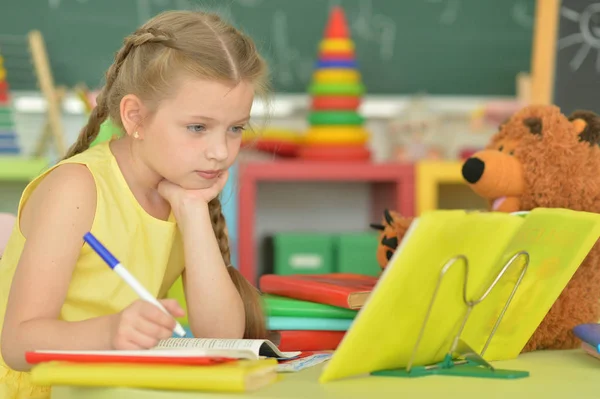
[313,69,360,84]
[242,128,300,144]
[0,69,6,82]
[319,38,355,53]
[304,126,370,145]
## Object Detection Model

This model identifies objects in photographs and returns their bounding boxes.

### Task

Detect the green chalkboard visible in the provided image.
[0,0,535,95]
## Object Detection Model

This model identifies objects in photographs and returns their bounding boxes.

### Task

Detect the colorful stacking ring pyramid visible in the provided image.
[0,52,20,155]
[300,6,370,161]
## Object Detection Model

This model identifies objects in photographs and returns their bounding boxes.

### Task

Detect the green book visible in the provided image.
[262,294,358,319]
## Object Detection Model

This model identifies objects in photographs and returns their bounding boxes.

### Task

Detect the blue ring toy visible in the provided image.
[316,59,358,69]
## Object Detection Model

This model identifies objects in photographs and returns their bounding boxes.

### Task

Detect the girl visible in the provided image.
[0,10,269,398]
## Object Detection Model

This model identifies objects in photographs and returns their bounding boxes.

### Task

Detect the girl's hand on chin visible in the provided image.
[157,169,229,217]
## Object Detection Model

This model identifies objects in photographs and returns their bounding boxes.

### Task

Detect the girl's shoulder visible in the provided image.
[19,161,97,241]
[35,162,97,198]
[16,144,116,238]
[22,144,108,208]
[23,142,114,207]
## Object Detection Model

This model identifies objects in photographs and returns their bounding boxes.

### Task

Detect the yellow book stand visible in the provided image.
[320,208,600,383]
[371,251,529,379]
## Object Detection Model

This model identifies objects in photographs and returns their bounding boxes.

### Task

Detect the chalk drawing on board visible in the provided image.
[512,0,534,29]
[271,10,314,88]
[557,3,600,72]
[349,0,396,60]
[425,0,461,25]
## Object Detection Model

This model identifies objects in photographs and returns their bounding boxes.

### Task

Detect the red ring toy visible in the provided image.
[311,96,361,111]
[298,145,371,161]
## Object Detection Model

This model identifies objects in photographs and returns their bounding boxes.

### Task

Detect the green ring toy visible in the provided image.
[308,82,365,96]
[308,111,365,125]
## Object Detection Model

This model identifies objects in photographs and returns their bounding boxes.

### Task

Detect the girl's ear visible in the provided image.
[120,94,145,139]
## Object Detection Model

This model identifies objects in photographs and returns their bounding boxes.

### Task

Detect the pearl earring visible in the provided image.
[133,131,139,139]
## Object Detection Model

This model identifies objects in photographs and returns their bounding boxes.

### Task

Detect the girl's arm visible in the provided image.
[179,204,245,338]
[0,164,117,371]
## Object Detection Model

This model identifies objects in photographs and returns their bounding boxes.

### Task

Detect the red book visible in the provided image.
[25,350,237,366]
[259,273,377,309]
[277,330,346,352]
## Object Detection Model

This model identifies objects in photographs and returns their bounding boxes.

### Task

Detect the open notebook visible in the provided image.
[26,338,301,365]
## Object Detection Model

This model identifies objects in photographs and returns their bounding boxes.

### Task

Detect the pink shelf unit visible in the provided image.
[237,160,415,285]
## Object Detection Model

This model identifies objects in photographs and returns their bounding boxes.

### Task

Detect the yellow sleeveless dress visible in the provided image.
[0,141,185,398]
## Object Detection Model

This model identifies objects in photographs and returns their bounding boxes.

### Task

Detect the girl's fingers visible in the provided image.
[159,299,186,318]
[136,312,176,341]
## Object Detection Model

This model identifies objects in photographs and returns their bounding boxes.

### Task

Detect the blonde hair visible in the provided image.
[63,10,269,339]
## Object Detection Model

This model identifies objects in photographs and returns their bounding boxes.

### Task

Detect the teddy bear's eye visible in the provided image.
[509,150,514,155]
[498,145,504,151]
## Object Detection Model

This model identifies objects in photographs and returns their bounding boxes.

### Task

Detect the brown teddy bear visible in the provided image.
[373,104,600,352]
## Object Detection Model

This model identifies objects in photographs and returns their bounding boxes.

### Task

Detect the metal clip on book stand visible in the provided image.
[372,251,531,380]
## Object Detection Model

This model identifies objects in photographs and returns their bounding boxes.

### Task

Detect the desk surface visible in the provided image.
[52,349,597,399]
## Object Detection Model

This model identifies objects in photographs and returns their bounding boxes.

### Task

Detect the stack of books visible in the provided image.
[259,273,378,352]
[27,338,299,392]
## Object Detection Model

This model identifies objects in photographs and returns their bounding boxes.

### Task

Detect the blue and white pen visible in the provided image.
[83,232,187,338]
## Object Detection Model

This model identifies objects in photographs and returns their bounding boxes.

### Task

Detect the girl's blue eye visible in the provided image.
[187,124,205,133]
[231,126,246,134]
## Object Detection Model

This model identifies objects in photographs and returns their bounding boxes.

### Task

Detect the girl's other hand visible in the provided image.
[109,299,185,350]
[157,169,229,216]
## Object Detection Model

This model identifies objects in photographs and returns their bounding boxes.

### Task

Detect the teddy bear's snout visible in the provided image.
[461,149,524,199]
[462,157,485,184]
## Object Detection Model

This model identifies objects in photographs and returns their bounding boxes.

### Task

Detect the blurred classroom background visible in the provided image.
[0,0,598,285]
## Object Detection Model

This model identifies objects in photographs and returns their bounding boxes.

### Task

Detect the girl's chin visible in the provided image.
[161,173,219,191]
[179,178,216,190]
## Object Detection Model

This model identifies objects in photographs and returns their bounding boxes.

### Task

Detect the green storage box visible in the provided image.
[336,232,381,276]
[273,232,336,275]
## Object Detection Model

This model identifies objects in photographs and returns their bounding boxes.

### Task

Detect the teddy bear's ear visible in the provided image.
[523,117,542,135]
[568,110,600,146]
[570,118,587,134]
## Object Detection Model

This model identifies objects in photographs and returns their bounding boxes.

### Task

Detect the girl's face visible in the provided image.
[140,77,254,190]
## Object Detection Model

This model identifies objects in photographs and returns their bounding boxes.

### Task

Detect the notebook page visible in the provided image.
[155,338,267,357]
